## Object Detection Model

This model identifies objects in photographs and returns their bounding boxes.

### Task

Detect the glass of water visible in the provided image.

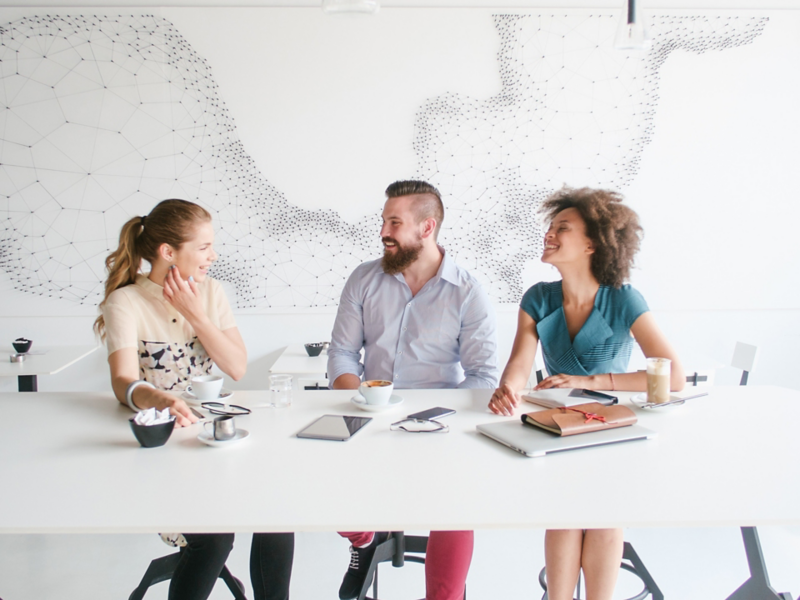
[268,374,293,408]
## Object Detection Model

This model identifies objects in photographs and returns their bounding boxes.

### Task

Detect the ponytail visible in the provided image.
[94,199,211,340]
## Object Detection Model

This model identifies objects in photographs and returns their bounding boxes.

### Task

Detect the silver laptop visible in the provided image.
[476,419,657,457]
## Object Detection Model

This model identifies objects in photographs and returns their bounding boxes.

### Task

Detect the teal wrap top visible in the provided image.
[520,281,649,377]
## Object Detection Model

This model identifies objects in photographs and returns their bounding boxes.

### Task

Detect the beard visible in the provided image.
[381,236,423,275]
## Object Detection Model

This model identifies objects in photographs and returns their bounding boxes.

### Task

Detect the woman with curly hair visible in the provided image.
[488,187,684,600]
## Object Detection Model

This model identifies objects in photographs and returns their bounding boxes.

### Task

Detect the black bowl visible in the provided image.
[304,343,324,357]
[12,338,32,354]
[129,417,176,448]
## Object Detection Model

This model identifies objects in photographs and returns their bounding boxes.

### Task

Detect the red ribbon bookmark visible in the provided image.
[561,407,608,424]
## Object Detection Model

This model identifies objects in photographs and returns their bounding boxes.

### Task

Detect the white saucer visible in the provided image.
[350,394,404,412]
[197,429,249,447]
[632,392,688,409]
[182,388,234,406]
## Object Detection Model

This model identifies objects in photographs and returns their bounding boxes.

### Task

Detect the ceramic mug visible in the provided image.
[359,380,393,405]
[187,375,223,400]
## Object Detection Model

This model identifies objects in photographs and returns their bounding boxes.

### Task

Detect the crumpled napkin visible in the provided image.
[133,407,174,426]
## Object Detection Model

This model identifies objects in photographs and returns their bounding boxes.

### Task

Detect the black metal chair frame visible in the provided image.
[537,541,662,600]
[128,549,247,600]
[724,360,793,600]
[356,532,466,600]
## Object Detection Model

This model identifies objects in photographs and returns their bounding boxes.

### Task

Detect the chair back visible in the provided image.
[731,342,758,386]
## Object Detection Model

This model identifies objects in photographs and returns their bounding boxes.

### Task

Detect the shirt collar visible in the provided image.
[437,245,460,286]
[386,245,459,286]
[136,273,165,301]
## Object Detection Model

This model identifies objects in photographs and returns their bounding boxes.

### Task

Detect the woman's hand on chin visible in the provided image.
[163,266,206,324]
[535,374,592,390]
[489,383,520,416]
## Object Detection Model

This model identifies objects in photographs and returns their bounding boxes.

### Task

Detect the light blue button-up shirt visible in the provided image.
[328,247,498,389]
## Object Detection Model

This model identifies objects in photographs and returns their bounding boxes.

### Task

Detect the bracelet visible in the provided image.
[609,372,616,391]
[126,380,155,412]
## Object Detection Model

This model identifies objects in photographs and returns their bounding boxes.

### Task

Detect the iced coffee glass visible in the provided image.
[646,357,671,404]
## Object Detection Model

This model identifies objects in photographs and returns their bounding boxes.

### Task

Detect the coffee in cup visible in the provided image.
[359,380,394,405]
[646,358,671,404]
[204,415,236,441]
[187,375,223,400]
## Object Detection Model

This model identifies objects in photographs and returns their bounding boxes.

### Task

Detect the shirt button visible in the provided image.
[398,351,403,355]
[402,327,407,331]
[394,374,399,379]
[407,302,412,307]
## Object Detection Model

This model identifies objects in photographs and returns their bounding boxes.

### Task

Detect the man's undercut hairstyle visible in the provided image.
[385,180,445,240]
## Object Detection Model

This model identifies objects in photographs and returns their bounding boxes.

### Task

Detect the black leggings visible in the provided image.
[168,532,295,600]
[251,532,295,600]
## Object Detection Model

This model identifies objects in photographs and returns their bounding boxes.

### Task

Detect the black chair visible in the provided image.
[355,532,466,600]
[538,542,663,600]
[128,549,247,600]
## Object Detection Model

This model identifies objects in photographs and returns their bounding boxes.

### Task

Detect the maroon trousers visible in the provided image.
[339,530,473,600]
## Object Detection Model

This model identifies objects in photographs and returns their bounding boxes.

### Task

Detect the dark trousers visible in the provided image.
[168,532,295,600]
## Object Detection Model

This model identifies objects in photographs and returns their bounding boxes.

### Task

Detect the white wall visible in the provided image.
[0,6,798,393]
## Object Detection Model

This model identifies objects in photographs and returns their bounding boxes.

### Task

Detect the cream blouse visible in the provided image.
[102,274,236,391]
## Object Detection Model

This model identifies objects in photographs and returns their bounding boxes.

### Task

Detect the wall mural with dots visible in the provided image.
[0,12,767,309]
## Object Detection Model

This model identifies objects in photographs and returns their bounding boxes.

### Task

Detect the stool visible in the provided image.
[538,542,663,600]
[355,532,466,600]
[128,550,247,600]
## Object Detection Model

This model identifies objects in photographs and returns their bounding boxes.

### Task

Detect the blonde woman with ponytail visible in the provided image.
[95,199,246,424]
[95,199,294,600]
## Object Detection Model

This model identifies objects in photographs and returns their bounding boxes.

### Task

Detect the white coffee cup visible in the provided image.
[359,380,394,405]
[187,375,224,400]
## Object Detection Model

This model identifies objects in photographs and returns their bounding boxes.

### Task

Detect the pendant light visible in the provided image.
[322,0,380,14]
[614,0,651,50]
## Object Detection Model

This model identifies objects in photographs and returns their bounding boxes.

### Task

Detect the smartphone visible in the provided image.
[406,407,456,421]
[570,389,618,405]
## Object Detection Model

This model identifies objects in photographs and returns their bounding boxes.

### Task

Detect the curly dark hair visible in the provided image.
[539,187,643,288]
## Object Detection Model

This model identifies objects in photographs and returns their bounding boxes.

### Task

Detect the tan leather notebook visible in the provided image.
[522,402,637,436]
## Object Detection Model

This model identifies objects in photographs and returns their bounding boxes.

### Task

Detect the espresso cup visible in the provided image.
[646,358,671,404]
[204,415,236,441]
[187,375,223,400]
[359,380,393,405]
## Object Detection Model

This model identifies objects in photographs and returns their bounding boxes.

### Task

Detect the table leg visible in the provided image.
[725,527,793,600]
[18,375,38,392]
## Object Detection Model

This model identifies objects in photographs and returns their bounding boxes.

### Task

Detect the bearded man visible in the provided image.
[327,180,498,600]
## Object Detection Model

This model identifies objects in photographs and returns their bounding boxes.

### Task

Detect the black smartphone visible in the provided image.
[570,389,618,405]
[406,407,456,421]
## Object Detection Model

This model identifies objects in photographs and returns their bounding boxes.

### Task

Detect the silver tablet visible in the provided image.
[297,414,372,441]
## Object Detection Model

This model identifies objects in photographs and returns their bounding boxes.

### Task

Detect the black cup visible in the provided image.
[129,417,176,448]
[304,342,324,357]
[12,338,32,354]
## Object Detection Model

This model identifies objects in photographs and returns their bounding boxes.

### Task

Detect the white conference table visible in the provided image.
[1,385,797,536]
[269,344,330,389]
[0,345,100,392]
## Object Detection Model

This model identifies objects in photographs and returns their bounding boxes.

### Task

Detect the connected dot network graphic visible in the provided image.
[0,13,767,307]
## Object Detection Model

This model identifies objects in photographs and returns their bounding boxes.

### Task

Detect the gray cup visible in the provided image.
[204,415,236,441]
